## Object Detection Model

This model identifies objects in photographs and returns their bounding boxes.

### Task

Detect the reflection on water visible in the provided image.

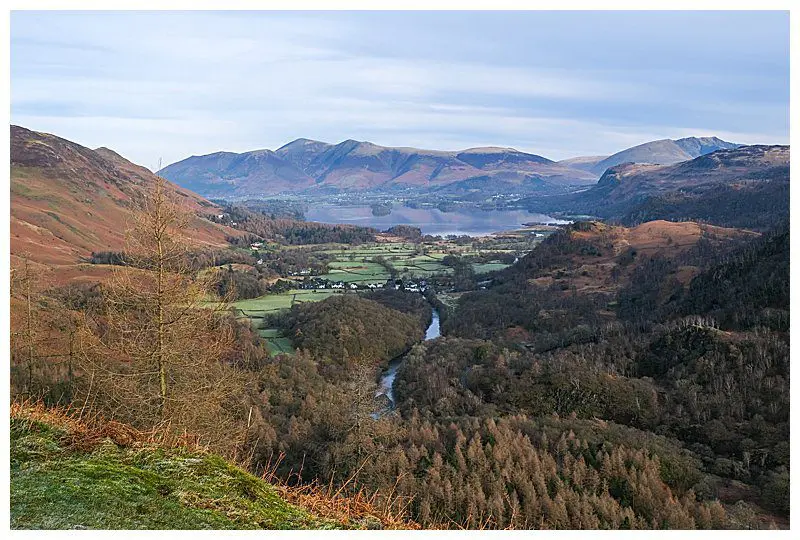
[306,206,567,236]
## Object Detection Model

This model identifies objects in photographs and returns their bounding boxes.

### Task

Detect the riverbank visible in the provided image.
[374,307,440,415]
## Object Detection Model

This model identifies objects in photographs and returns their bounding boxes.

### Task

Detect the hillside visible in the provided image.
[445,219,758,340]
[526,145,789,230]
[431,220,788,525]
[159,139,597,197]
[10,126,236,271]
[10,402,416,530]
[516,219,756,296]
[589,136,741,176]
[557,154,608,173]
[9,403,337,530]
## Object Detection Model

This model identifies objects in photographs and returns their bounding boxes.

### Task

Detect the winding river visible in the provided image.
[375,308,440,413]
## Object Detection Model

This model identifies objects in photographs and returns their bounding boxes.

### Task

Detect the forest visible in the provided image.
[223,205,377,246]
[9,179,789,529]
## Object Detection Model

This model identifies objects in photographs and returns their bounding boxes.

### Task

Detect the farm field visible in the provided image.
[233,289,340,318]
[319,260,391,284]
[472,262,511,274]
[233,289,344,356]
[316,241,515,282]
[232,233,550,356]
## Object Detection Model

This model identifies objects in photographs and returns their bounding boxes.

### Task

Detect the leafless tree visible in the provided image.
[80,176,247,454]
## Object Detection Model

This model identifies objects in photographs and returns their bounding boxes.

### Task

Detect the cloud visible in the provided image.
[11,11,789,167]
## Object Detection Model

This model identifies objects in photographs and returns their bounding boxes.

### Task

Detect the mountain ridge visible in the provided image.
[589,136,741,176]
[10,125,235,270]
[159,139,597,198]
[158,135,742,199]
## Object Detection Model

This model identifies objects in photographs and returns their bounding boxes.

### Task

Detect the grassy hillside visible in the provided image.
[10,125,236,272]
[10,403,347,530]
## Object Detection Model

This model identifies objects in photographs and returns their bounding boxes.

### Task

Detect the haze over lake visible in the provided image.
[305,206,567,236]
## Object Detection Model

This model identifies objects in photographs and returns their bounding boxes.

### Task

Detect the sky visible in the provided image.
[11,10,790,169]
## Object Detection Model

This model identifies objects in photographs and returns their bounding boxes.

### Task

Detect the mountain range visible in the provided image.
[526,144,790,230]
[158,140,598,198]
[158,136,741,198]
[11,124,783,275]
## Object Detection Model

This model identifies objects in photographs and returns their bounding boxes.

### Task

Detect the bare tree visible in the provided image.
[81,176,247,454]
[10,255,42,396]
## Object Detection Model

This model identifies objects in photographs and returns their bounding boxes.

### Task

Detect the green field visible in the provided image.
[318,243,461,282]
[320,260,391,284]
[233,289,339,316]
[233,289,345,356]
[472,262,511,274]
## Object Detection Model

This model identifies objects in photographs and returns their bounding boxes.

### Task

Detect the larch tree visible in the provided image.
[10,255,44,397]
[81,176,247,454]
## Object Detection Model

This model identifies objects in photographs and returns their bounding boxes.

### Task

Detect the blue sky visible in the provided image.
[11,10,789,168]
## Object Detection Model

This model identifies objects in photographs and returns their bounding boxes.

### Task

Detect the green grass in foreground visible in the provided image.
[10,416,337,530]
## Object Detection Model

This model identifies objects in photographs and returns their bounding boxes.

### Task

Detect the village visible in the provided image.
[294,275,429,293]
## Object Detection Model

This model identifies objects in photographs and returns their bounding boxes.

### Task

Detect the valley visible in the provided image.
[229,231,551,356]
[9,8,792,532]
[9,126,790,530]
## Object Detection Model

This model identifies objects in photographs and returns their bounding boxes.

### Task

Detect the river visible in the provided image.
[374,308,440,414]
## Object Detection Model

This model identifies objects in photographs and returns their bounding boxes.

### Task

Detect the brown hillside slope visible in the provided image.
[10,126,236,274]
[517,220,758,299]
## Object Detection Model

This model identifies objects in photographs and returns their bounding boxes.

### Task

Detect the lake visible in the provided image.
[305,205,568,236]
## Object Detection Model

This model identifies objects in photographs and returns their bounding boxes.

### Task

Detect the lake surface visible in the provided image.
[375,308,440,412]
[306,206,567,236]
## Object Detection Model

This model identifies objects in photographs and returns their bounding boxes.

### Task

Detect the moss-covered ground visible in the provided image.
[10,414,338,530]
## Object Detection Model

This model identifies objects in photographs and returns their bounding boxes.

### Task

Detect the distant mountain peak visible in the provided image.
[459,146,519,154]
[277,138,331,151]
[673,136,740,157]
[590,136,740,176]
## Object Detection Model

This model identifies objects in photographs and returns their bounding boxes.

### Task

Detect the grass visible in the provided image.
[257,328,294,357]
[319,260,393,284]
[266,337,294,356]
[233,289,339,316]
[10,404,338,530]
[472,262,511,274]
[311,241,518,283]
